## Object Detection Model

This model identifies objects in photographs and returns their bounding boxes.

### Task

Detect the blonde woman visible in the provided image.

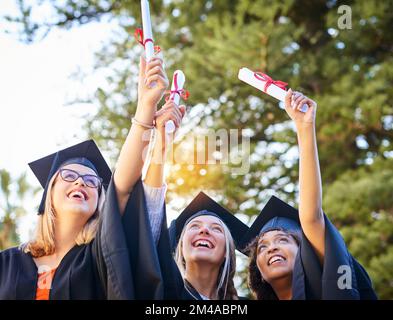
[0,140,118,299]
[0,52,174,300]
[170,194,248,300]
[118,86,249,299]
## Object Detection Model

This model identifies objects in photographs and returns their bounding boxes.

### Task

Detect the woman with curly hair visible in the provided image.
[241,90,377,300]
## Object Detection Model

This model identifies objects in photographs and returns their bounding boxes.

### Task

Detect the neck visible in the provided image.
[184,262,221,299]
[53,213,85,257]
[270,276,293,300]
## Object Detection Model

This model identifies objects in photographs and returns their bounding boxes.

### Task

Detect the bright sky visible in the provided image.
[0,2,119,242]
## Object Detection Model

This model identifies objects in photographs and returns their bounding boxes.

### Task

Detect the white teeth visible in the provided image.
[194,240,212,248]
[268,255,285,265]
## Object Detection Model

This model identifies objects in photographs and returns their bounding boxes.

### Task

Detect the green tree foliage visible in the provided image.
[4,0,393,298]
[0,169,36,250]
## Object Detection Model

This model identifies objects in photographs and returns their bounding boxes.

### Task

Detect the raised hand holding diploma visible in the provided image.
[136,56,169,114]
[238,67,308,113]
[165,70,188,133]
[284,89,317,128]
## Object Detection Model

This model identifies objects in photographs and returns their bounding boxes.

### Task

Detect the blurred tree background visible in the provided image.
[0,169,38,249]
[1,0,392,298]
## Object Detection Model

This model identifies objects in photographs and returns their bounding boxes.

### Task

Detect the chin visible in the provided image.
[64,204,93,216]
[189,252,214,263]
[196,255,223,266]
[265,268,293,281]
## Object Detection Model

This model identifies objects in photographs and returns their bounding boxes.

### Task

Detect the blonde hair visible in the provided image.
[22,170,106,258]
[175,216,238,300]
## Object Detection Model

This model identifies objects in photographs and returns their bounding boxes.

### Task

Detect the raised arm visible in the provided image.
[114,56,169,215]
[284,89,325,263]
[144,99,186,188]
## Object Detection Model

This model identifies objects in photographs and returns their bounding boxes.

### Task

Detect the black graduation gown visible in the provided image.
[0,178,133,300]
[0,244,105,300]
[120,179,202,300]
[292,214,378,300]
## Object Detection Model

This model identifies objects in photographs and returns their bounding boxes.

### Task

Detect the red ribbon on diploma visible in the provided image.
[254,72,288,92]
[134,28,161,54]
[165,73,190,103]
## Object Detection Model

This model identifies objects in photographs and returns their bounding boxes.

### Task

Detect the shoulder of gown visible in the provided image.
[292,213,378,300]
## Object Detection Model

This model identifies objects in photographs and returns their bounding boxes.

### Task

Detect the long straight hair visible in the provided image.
[175,217,238,300]
[22,170,105,258]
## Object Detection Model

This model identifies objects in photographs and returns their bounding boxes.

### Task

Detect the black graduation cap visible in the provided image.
[28,139,112,214]
[168,192,249,254]
[240,195,301,254]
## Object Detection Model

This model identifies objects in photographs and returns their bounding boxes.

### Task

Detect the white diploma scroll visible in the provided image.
[165,70,186,133]
[238,67,308,113]
[141,0,154,61]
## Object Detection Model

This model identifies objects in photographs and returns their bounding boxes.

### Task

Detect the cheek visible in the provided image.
[88,191,99,209]
[181,232,194,254]
[216,235,226,257]
[51,182,66,204]
[284,245,299,265]
[256,252,268,275]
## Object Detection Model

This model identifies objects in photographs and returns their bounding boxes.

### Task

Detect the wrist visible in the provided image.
[296,124,317,145]
[152,135,167,156]
[134,106,155,125]
[131,117,154,130]
[136,100,158,114]
[295,121,315,132]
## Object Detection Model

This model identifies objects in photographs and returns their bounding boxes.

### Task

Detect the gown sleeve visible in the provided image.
[142,181,167,245]
[121,179,197,299]
[92,178,135,299]
[292,213,378,300]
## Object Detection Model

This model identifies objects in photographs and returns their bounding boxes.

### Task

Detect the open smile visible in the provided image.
[192,239,215,249]
[267,254,286,266]
[67,188,89,201]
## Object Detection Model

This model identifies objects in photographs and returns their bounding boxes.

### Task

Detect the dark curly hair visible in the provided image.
[246,228,301,300]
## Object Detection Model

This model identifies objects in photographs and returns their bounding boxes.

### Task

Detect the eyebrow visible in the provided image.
[188,219,223,228]
[258,233,290,245]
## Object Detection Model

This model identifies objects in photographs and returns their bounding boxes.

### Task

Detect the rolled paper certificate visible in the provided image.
[238,67,308,113]
[165,70,186,133]
[141,0,154,61]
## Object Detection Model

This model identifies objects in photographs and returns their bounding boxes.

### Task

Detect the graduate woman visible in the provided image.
[112,53,249,299]
[241,90,377,300]
[134,106,249,300]
[130,79,249,299]
[167,193,249,300]
[0,140,118,299]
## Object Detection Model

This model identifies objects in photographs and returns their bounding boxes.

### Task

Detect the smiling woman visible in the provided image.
[176,213,233,299]
[256,230,300,280]
[242,195,377,300]
[24,162,104,260]
[240,90,377,300]
[168,193,249,300]
[0,140,133,300]
[247,226,302,300]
